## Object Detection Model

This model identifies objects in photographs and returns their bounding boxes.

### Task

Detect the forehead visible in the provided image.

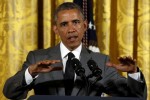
[57,9,83,22]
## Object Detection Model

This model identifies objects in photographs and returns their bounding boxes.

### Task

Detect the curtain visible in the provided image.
[0,0,149,100]
[94,0,149,99]
[0,0,38,99]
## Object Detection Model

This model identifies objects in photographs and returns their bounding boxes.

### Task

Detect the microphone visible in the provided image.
[71,58,90,96]
[71,58,85,78]
[87,59,102,91]
[87,59,102,78]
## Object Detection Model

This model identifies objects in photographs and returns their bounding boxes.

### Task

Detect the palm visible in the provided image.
[106,56,137,73]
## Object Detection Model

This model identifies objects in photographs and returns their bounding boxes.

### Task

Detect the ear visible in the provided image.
[53,25,59,35]
[83,20,88,31]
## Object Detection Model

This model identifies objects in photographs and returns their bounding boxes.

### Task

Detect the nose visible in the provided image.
[68,23,75,33]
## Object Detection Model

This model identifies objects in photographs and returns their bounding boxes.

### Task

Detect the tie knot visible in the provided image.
[68,52,75,60]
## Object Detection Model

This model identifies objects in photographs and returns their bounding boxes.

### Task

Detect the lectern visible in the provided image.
[28,95,144,100]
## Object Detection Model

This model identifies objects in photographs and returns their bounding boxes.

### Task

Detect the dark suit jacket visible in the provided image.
[3,44,147,99]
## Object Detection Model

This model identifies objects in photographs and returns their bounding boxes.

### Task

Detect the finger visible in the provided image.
[112,63,137,72]
[118,57,129,65]
[51,67,63,71]
[38,60,61,66]
[106,61,129,71]
[106,62,113,67]
[49,60,61,64]
[118,57,132,65]
[39,66,63,73]
[124,56,135,65]
[111,64,131,72]
[39,66,55,72]
[127,57,136,65]
[119,56,136,65]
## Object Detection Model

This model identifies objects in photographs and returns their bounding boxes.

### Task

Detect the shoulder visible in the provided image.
[85,48,109,62]
[30,48,51,55]
[25,44,60,63]
[28,44,60,56]
[85,47,108,58]
[91,51,108,58]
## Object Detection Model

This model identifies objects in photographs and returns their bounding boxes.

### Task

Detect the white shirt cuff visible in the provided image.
[25,68,38,85]
[128,72,141,81]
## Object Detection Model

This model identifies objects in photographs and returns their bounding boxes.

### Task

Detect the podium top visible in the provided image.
[28,95,144,100]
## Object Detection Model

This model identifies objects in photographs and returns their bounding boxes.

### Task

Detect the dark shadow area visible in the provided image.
[37,0,44,49]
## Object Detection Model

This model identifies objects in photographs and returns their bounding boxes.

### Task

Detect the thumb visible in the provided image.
[106,62,118,68]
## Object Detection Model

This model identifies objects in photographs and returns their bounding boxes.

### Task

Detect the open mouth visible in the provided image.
[68,36,78,42]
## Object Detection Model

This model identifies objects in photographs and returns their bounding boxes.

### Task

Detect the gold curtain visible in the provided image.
[0,0,38,100]
[0,0,149,100]
[95,0,150,99]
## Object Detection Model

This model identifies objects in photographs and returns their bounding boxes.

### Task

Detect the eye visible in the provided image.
[60,22,68,27]
[73,20,80,25]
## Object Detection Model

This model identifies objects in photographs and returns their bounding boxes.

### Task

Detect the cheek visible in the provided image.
[58,31,68,41]
[79,33,84,40]
[77,23,87,32]
[59,34,66,40]
[57,28,67,37]
[78,26,85,36]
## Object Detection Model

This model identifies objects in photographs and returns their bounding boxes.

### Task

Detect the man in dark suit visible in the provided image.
[3,2,147,99]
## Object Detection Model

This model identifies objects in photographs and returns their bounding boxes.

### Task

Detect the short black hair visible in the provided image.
[54,2,85,24]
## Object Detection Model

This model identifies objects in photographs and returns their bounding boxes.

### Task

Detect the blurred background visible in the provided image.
[0,0,149,99]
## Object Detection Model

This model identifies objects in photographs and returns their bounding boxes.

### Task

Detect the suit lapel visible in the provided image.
[80,47,92,76]
[46,44,64,80]
[46,45,93,96]
[47,44,65,95]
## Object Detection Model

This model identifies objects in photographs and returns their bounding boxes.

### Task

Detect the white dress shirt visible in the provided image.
[25,42,141,85]
[60,42,82,73]
[25,42,82,85]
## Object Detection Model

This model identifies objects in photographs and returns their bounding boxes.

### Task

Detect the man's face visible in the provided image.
[53,9,87,51]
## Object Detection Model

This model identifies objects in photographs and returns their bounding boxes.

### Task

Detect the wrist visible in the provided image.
[28,66,38,78]
[128,66,138,74]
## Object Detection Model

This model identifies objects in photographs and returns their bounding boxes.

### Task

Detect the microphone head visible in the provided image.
[71,58,85,76]
[87,59,102,77]
[87,59,97,71]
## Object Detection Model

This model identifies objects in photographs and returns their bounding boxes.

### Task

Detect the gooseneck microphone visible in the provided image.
[87,59,102,85]
[87,59,102,78]
[70,58,103,96]
[71,58,89,96]
[71,58,86,79]
[86,59,103,96]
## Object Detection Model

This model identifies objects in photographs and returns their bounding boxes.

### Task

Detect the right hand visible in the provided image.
[106,56,137,73]
[28,60,62,77]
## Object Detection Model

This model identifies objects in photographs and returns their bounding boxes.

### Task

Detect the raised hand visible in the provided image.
[28,60,62,77]
[106,56,137,73]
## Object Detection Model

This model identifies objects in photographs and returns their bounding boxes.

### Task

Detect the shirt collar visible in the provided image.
[60,42,82,59]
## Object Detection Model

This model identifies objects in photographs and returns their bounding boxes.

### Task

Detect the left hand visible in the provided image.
[106,56,137,73]
[28,60,62,77]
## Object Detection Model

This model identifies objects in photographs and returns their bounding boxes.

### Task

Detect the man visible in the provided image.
[3,2,146,99]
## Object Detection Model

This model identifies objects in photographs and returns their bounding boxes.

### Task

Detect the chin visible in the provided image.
[69,44,79,50]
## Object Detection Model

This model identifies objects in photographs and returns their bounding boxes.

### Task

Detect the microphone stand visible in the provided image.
[86,74,102,96]
[71,58,103,96]
[79,73,90,96]
[71,58,90,96]
[86,59,103,95]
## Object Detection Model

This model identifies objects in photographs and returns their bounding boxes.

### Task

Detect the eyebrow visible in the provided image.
[72,19,80,22]
[59,19,81,25]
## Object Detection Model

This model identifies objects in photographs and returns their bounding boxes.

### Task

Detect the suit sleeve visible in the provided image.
[101,55,147,98]
[3,51,36,99]
[127,71,147,99]
[91,53,146,98]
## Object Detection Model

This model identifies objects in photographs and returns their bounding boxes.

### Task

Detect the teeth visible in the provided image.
[68,36,78,41]
[68,36,77,39]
